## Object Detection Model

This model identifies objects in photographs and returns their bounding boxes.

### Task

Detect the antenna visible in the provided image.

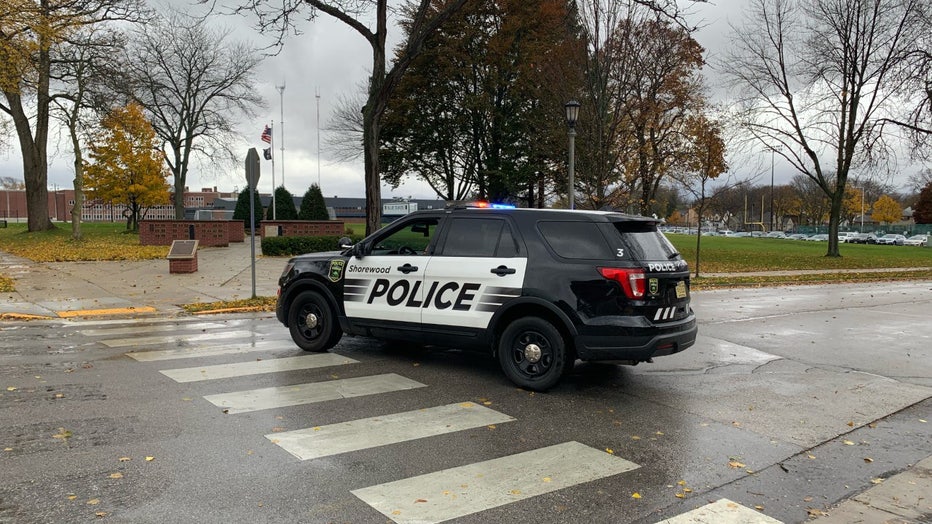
[316,86,321,187]
[276,81,285,190]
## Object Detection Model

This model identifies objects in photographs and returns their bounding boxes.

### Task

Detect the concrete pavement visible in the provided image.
[1,239,284,319]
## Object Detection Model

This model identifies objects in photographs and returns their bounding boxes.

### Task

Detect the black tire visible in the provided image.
[288,290,342,352]
[497,317,567,391]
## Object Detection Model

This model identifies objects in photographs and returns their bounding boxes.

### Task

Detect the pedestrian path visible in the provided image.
[80,318,787,523]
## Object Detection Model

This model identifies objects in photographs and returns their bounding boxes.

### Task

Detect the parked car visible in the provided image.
[903,235,928,247]
[732,232,751,237]
[848,233,877,244]
[837,232,858,243]
[806,234,829,241]
[766,231,787,239]
[876,234,906,246]
[787,233,808,240]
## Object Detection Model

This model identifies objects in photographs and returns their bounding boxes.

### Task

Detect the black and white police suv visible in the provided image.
[275,204,697,391]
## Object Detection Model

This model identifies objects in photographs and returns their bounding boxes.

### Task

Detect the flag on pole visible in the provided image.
[263,148,272,160]
[261,125,272,144]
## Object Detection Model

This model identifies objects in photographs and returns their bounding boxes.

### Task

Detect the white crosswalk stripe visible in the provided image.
[268,402,515,460]
[159,353,358,382]
[656,498,784,523]
[125,339,294,361]
[203,373,427,414]
[100,329,279,348]
[352,441,639,524]
[78,319,246,337]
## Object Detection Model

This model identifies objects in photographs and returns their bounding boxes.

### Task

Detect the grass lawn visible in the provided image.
[0,222,167,262]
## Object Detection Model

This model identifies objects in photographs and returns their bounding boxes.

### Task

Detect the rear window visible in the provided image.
[538,221,613,259]
[611,222,678,261]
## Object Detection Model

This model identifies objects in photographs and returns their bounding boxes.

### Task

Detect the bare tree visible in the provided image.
[0,0,145,232]
[120,12,263,219]
[723,0,927,257]
[51,27,126,239]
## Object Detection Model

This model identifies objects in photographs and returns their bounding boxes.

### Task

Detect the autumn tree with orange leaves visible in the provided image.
[83,103,169,231]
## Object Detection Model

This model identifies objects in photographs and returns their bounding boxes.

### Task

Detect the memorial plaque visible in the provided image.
[167,240,199,259]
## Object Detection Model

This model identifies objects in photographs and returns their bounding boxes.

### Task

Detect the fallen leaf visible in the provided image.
[631,435,641,440]
[728,461,746,469]
[655,431,664,435]
[842,440,855,446]
[52,428,72,440]
[87,499,100,505]
[95,511,107,518]
[803,496,813,502]
[808,454,817,459]
[871,478,884,484]
[542,477,552,483]
[222,409,229,414]
[920,419,927,423]
[271,427,285,432]
[631,493,641,499]
[145,456,154,462]
[755,505,764,511]
[414,499,428,503]
[108,472,123,479]
[605,448,614,455]
[487,425,496,430]
[3,448,12,452]
[675,493,685,499]
[509,490,521,495]
[847,421,854,427]
[391,511,401,515]
[868,423,877,428]
[118,457,131,462]
[683,488,693,493]
[864,457,873,463]
[67,495,77,501]
[482,401,492,406]
[806,509,825,517]
[6,387,16,392]
[677,480,686,486]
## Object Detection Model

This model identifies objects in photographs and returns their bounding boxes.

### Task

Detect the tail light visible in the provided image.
[598,267,645,299]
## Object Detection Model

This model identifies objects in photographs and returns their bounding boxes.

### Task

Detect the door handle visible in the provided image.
[490,265,516,276]
[397,264,419,274]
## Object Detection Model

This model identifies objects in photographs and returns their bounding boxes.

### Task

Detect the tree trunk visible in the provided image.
[69,125,84,240]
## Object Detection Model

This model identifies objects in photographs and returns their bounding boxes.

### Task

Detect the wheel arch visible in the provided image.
[281,275,342,322]
[488,298,578,358]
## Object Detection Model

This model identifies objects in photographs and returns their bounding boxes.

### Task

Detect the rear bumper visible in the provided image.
[573,315,697,361]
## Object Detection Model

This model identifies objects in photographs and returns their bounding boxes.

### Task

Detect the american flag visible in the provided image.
[261,125,272,144]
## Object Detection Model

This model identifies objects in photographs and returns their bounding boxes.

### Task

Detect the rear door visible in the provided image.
[421,215,526,330]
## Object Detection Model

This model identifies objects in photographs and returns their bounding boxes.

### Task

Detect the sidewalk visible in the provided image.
[0,240,283,319]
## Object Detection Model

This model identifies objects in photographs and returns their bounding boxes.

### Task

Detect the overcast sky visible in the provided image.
[0,0,919,200]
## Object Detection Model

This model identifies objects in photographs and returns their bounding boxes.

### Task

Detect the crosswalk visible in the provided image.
[78,318,782,524]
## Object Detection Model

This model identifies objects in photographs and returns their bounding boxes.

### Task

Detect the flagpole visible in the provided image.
[270,121,276,220]
[277,82,285,191]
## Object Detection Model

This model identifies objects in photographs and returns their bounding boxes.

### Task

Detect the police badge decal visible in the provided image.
[328,260,346,282]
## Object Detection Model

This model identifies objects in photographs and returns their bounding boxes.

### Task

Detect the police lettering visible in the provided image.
[647,261,686,272]
[367,278,481,311]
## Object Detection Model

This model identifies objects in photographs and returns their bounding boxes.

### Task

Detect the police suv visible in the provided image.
[276,204,697,391]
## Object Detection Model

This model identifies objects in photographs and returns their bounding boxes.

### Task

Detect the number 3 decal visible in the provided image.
[616,248,624,257]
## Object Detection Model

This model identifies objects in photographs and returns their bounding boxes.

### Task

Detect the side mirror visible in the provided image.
[338,236,352,248]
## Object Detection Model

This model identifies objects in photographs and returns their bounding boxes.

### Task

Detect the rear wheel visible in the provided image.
[497,317,567,391]
[288,290,342,352]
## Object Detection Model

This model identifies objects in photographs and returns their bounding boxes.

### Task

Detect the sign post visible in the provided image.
[245,148,261,299]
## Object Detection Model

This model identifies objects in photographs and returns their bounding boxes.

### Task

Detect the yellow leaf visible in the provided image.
[842,440,855,446]
[920,419,927,423]
[728,461,746,469]
[118,457,131,462]
[683,488,693,493]
[487,425,496,430]
[95,511,107,517]
[631,493,641,499]
[754,505,764,511]
[542,477,552,483]
[67,495,77,501]
[631,435,641,440]
[675,493,685,498]
[808,454,817,459]
[864,457,873,463]
[677,480,686,486]
[145,456,154,462]
[312,427,321,432]
[108,472,123,479]
[87,499,100,505]
[271,427,285,432]
[655,431,664,436]
[605,448,614,454]
[3,448,12,452]
[482,401,492,406]
[509,490,521,495]
[847,421,854,427]
[392,511,402,515]
[6,387,16,392]
[870,478,884,484]
[459,402,474,408]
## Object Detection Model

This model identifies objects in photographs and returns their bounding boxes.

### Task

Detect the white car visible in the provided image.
[903,235,928,247]
[875,234,906,246]
[837,232,858,243]
[806,234,829,241]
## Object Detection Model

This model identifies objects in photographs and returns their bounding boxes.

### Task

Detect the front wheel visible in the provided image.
[497,317,567,391]
[288,290,342,352]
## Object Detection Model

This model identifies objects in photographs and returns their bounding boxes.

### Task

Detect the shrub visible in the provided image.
[261,235,364,256]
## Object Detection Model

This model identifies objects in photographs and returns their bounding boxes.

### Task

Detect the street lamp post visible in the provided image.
[565,100,580,210]
[770,150,775,232]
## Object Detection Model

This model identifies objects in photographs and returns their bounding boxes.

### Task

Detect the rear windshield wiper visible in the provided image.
[668,252,681,260]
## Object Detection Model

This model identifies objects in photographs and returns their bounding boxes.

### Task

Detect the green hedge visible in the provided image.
[261,235,364,256]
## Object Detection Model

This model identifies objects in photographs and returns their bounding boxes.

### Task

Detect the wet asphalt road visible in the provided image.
[0,281,930,523]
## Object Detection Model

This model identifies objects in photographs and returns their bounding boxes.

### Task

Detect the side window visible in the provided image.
[538,221,613,259]
[440,218,515,257]
[370,217,438,255]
